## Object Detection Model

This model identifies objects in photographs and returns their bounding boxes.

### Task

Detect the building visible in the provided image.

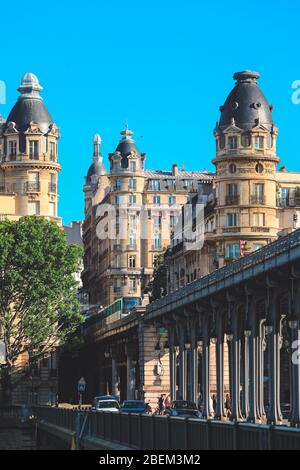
[0,73,61,405]
[166,70,300,293]
[82,127,214,309]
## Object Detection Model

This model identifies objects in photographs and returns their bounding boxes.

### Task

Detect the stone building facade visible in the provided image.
[166,71,300,294]
[82,127,214,309]
[0,73,61,405]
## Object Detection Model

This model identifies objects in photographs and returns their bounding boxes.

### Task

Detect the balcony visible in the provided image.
[225,195,240,205]
[222,227,240,233]
[250,195,265,205]
[25,182,40,193]
[127,244,137,251]
[48,183,57,193]
[251,226,270,233]
[0,184,15,193]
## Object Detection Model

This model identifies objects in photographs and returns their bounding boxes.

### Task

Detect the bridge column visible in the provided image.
[289,280,300,427]
[125,344,136,400]
[267,291,283,425]
[168,325,177,401]
[229,311,242,421]
[202,316,213,419]
[188,317,198,403]
[215,311,226,419]
[111,356,120,401]
[248,298,260,423]
[241,333,250,419]
[177,325,187,400]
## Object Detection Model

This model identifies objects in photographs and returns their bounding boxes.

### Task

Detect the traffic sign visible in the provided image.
[78,377,86,392]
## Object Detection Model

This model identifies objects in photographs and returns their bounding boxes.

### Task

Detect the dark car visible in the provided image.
[120,400,149,413]
[166,400,202,418]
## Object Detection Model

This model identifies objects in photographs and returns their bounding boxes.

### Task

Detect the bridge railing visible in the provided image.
[32,407,300,450]
[147,228,300,315]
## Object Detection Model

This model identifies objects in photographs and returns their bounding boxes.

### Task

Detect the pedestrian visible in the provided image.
[224,393,231,418]
[158,394,165,415]
[165,394,171,410]
[212,394,217,413]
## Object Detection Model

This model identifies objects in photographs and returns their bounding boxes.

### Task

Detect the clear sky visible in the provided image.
[1,0,300,224]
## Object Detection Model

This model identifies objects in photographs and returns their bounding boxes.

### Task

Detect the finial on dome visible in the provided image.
[17,72,43,100]
[120,122,134,141]
[233,70,260,83]
[93,133,102,144]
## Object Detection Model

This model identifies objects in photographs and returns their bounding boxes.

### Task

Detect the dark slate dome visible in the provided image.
[115,126,141,168]
[6,73,53,134]
[219,71,273,131]
[85,134,106,185]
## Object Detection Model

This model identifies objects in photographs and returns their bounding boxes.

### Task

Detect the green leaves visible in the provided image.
[0,216,84,368]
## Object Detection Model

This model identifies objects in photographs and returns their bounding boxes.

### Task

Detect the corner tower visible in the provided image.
[213,71,279,265]
[0,73,61,221]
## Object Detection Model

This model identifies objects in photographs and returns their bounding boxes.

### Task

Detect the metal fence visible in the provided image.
[33,407,300,450]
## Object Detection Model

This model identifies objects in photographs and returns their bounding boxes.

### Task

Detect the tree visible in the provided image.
[0,216,84,403]
[149,252,168,301]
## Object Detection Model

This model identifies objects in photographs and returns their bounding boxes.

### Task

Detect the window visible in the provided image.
[28,201,40,215]
[129,194,136,205]
[227,183,238,196]
[129,235,136,249]
[253,183,264,203]
[113,161,120,171]
[9,141,17,158]
[254,136,264,149]
[28,172,40,192]
[114,179,121,191]
[129,161,136,172]
[129,255,136,268]
[241,133,251,147]
[48,202,55,217]
[256,163,264,173]
[153,215,161,228]
[281,188,289,208]
[154,233,161,248]
[228,136,238,149]
[129,214,136,228]
[50,142,56,161]
[151,179,160,191]
[153,196,160,205]
[169,196,176,205]
[227,243,240,258]
[227,213,238,227]
[29,141,39,160]
[267,134,273,149]
[253,243,264,251]
[219,134,225,149]
[49,174,56,193]
[115,195,120,205]
[253,212,265,226]
[129,278,137,292]
[229,163,237,174]
[129,178,136,190]
[170,215,176,231]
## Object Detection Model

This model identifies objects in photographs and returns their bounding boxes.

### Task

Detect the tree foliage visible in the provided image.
[149,252,167,301]
[0,216,84,385]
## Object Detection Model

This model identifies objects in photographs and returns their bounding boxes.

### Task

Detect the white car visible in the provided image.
[95,398,120,412]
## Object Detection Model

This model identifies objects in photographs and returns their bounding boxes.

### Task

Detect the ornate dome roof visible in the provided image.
[219,71,274,131]
[114,126,141,168]
[6,72,53,134]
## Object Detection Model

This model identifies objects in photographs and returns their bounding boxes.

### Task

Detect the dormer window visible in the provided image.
[241,133,251,147]
[49,142,56,161]
[254,136,264,149]
[228,136,238,149]
[129,161,136,172]
[29,141,39,160]
[219,134,225,149]
[9,141,17,159]
[151,179,160,191]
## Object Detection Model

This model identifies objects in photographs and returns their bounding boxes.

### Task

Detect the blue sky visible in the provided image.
[1,0,300,224]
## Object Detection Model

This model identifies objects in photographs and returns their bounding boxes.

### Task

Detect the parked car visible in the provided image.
[94,396,120,412]
[120,400,149,413]
[165,400,202,418]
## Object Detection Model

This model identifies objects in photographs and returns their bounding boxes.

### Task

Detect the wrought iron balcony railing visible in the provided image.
[48,183,57,193]
[251,226,270,232]
[222,226,240,233]
[25,182,40,192]
[225,195,240,205]
[250,195,265,205]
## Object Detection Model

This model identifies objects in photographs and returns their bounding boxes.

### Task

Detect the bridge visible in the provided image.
[146,228,300,426]
[58,228,300,448]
